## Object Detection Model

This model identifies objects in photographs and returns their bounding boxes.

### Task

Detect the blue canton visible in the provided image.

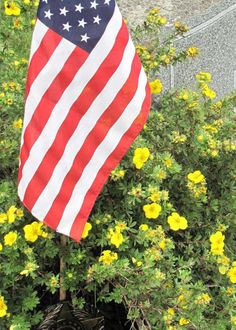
[37,0,116,53]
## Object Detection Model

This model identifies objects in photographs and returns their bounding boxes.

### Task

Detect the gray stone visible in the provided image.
[118,0,236,98]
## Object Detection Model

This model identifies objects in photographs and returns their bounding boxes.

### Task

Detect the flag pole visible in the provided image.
[59,234,67,301]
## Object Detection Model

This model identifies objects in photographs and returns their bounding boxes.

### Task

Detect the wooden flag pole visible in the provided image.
[60,234,67,301]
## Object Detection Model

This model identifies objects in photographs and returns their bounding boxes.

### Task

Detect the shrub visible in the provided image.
[0,3,236,330]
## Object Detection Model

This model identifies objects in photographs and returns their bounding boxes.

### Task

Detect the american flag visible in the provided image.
[18,0,151,242]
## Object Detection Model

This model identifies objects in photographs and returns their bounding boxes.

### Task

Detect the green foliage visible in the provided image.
[0,2,236,330]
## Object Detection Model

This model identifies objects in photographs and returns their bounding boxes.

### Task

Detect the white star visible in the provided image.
[42,0,48,3]
[93,15,101,24]
[81,33,90,43]
[90,0,98,9]
[63,22,72,31]
[44,10,53,19]
[104,0,111,4]
[60,7,69,16]
[78,18,87,28]
[75,3,84,12]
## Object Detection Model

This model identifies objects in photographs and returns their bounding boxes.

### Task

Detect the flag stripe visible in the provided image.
[23,38,76,133]
[22,22,129,210]
[56,68,148,236]
[70,82,151,241]
[30,35,135,221]
[25,26,62,98]
[29,19,48,62]
[18,7,123,200]
[39,53,141,230]
[18,44,88,183]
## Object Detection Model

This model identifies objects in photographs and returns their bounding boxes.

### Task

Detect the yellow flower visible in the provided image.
[81,222,92,239]
[4,1,21,16]
[196,72,211,83]
[115,222,127,231]
[23,221,46,242]
[0,296,7,318]
[31,18,36,26]
[133,147,150,169]
[132,257,142,267]
[0,213,7,224]
[161,54,171,65]
[187,170,205,184]
[109,228,124,248]
[159,239,165,250]
[149,191,161,202]
[111,169,126,180]
[118,170,125,178]
[195,293,211,305]
[211,150,218,157]
[149,79,163,94]
[197,135,204,142]
[7,205,17,223]
[16,208,24,218]
[210,231,225,256]
[218,255,230,265]
[156,169,167,180]
[13,118,23,129]
[20,262,38,276]
[143,203,162,219]
[0,243,2,252]
[218,265,228,275]
[211,244,224,256]
[174,21,189,33]
[226,287,235,295]
[167,308,175,316]
[99,250,118,265]
[201,85,216,99]
[6,98,13,105]
[162,191,169,201]
[227,266,236,284]
[13,18,22,28]
[4,231,17,246]
[179,317,190,326]
[23,0,30,4]
[231,316,236,326]
[164,159,173,168]
[167,212,188,231]
[178,91,189,100]
[188,101,199,109]
[139,224,149,231]
[211,100,222,110]
[210,231,225,245]
[187,47,199,57]
[159,16,167,25]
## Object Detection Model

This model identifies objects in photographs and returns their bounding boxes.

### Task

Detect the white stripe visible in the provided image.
[19,20,48,152]
[31,36,135,219]
[23,39,76,130]
[57,69,147,235]
[29,20,48,62]
[18,4,123,200]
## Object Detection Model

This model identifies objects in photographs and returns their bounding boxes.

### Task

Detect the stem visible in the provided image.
[59,235,67,301]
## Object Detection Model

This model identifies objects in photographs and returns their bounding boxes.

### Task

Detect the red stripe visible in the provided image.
[25,27,62,98]
[21,22,129,211]
[69,82,151,242]
[43,53,141,230]
[18,45,88,184]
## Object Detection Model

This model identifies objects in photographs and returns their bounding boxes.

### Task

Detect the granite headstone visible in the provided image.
[118,0,236,97]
